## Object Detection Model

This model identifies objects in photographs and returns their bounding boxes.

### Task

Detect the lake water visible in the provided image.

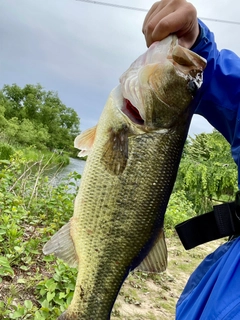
[49,157,86,188]
[59,157,86,177]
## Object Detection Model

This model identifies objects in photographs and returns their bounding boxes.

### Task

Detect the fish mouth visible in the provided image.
[121,98,144,125]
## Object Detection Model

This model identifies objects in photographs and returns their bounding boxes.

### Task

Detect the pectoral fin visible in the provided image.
[74,125,97,157]
[101,125,129,175]
[137,229,167,273]
[43,220,78,268]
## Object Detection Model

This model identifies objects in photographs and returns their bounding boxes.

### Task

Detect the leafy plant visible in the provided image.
[0,143,15,160]
[0,151,80,318]
[36,261,78,318]
[165,190,196,236]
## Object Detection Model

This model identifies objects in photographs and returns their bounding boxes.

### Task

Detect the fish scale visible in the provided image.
[64,120,189,319]
[43,36,206,320]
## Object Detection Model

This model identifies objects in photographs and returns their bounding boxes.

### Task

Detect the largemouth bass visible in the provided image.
[43,36,206,319]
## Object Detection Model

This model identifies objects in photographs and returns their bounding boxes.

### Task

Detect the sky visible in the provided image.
[1,0,240,136]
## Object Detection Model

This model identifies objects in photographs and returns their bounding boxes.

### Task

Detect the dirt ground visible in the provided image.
[111,237,225,320]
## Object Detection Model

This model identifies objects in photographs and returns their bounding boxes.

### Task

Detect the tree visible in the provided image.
[17,119,50,148]
[174,130,238,214]
[0,84,80,151]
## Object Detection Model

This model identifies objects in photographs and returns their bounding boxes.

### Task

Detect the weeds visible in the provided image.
[0,152,79,319]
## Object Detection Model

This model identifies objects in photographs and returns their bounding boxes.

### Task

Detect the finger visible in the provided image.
[151,5,197,47]
[143,5,172,47]
[152,12,186,41]
[143,1,184,47]
[177,22,199,48]
[142,1,162,33]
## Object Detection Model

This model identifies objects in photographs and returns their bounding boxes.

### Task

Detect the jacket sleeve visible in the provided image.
[191,19,240,186]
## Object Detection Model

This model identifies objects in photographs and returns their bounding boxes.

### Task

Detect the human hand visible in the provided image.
[142,0,199,48]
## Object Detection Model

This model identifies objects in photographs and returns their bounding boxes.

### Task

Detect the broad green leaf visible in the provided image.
[24,300,33,309]
[47,291,55,302]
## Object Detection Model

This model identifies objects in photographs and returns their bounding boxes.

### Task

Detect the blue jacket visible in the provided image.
[176,20,240,320]
[192,20,240,186]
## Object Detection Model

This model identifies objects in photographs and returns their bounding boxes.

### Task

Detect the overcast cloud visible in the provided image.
[1,0,240,135]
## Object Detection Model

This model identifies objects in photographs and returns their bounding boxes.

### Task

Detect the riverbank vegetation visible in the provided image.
[0,152,80,319]
[0,127,238,318]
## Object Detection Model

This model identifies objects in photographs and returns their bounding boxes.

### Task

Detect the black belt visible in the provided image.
[175,191,240,250]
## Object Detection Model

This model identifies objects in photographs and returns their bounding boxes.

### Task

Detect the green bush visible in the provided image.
[0,143,15,160]
[164,190,196,236]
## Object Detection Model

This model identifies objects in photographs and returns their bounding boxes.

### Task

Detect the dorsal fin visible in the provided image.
[74,125,97,157]
[137,229,167,273]
[43,220,78,268]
